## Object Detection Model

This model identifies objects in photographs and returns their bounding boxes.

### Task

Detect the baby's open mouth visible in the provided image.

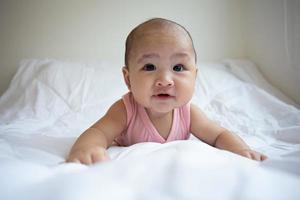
[157,93,170,97]
[154,93,174,100]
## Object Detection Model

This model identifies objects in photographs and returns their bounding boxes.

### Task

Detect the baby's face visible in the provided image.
[123,27,197,115]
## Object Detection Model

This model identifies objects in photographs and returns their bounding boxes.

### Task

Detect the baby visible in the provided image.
[67,18,267,164]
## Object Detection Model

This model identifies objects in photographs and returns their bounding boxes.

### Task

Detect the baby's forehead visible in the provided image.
[133,22,189,39]
[130,25,193,54]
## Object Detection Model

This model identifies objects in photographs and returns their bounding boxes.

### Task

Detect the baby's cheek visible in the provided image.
[179,82,195,99]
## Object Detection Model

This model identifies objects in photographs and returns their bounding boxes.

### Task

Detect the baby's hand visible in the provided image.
[66,146,110,165]
[234,149,267,161]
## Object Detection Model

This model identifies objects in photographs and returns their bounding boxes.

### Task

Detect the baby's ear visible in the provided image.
[195,68,198,78]
[122,66,131,89]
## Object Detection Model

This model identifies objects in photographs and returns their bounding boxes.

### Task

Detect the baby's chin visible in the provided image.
[146,103,184,114]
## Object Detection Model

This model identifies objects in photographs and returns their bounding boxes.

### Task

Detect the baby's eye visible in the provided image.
[173,64,185,72]
[143,63,156,71]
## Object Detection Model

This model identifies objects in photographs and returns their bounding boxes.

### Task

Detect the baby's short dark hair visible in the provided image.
[124,18,197,67]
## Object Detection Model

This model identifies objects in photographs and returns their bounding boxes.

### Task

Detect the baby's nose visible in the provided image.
[155,73,174,87]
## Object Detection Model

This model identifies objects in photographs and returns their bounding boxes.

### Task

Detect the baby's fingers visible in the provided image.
[67,154,93,165]
[66,158,80,163]
[238,151,252,159]
[250,152,261,161]
[235,149,267,162]
[91,150,110,163]
[79,155,93,165]
[261,154,268,161]
[250,151,268,161]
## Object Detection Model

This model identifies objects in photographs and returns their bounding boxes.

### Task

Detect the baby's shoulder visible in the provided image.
[108,99,126,114]
[104,99,126,120]
[190,103,206,117]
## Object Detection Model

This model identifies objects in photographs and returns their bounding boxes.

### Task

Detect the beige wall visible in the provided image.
[0,0,246,96]
[245,0,300,105]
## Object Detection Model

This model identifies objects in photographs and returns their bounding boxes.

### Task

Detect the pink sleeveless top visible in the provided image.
[115,93,191,146]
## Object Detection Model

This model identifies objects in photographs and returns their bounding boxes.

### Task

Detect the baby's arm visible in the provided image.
[190,104,267,161]
[66,99,127,164]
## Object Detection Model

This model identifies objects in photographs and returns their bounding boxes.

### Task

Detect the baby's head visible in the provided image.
[123,18,198,114]
[125,18,197,67]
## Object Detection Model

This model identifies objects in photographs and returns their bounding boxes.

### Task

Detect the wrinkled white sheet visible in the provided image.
[0,59,300,200]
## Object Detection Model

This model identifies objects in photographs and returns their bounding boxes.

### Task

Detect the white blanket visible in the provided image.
[0,59,300,200]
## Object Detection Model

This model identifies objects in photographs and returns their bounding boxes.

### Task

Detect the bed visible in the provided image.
[0,59,300,200]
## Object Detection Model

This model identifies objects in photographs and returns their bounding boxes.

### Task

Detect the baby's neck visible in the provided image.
[145,108,173,120]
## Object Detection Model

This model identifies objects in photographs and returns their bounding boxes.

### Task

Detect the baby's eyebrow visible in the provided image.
[137,53,160,63]
[171,52,190,59]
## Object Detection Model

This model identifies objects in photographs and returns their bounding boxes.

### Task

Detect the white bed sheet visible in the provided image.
[0,59,300,200]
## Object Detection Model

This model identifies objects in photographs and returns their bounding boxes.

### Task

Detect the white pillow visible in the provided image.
[223,59,297,107]
[193,62,244,108]
[0,59,127,136]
